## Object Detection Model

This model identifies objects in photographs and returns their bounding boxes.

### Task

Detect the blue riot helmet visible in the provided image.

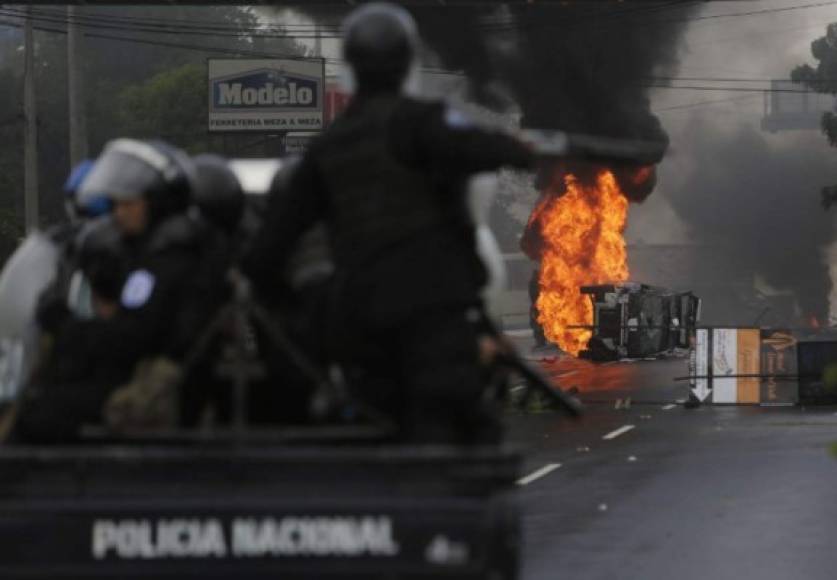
[64,159,93,193]
[63,159,111,222]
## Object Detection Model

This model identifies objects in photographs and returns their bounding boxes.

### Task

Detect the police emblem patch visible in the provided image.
[121,270,156,309]
[444,108,472,129]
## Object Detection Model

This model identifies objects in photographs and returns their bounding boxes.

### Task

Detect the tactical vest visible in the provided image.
[313,96,468,269]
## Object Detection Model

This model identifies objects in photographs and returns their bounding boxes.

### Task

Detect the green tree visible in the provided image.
[117,63,209,152]
[792,23,837,146]
[791,23,837,208]
[0,4,307,262]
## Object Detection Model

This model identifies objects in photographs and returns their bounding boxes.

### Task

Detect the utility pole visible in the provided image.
[67,6,87,167]
[314,21,322,59]
[23,6,39,233]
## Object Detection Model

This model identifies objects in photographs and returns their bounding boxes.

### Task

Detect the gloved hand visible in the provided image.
[35,286,70,332]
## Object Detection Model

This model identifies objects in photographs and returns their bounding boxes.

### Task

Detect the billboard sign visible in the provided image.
[208,58,325,133]
[690,327,798,405]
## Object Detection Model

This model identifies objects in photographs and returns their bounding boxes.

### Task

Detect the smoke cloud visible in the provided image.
[288,3,837,324]
[290,4,698,144]
[664,120,836,323]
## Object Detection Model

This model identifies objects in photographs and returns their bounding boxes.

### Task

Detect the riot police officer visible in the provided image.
[244,3,535,443]
[13,139,214,442]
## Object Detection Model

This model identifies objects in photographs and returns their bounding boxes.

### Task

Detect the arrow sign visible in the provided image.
[690,329,711,404]
[691,383,712,402]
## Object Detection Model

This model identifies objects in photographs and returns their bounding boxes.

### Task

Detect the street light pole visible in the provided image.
[68,5,88,167]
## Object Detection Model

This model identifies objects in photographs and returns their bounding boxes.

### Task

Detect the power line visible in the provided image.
[480,1,703,32]
[0,19,466,78]
[668,0,837,24]
[654,93,762,113]
[480,0,837,34]
[6,1,706,40]
[644,84,817,93]
[5,17,830,92]
[0,7,344,40]
[27,6,344,32]
[643,76,837,84]
[9,0,836,42]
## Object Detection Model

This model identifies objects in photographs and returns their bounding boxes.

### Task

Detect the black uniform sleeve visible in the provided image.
[53,249,191,369]
[400,102,535,175]
[241,153,326,296]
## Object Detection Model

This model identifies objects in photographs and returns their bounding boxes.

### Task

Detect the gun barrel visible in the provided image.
[521,129,667,165]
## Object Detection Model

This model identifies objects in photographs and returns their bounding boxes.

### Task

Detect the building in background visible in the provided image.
[761,80,835,133]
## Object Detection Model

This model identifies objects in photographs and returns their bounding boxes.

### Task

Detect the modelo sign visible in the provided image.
[208,58,324,133]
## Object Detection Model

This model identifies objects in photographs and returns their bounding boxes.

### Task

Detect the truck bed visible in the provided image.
[0,444,521,579]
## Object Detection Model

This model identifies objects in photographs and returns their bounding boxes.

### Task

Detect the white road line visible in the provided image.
[661,403,677,410]
[602,424,636,440]
[517,463,562,486]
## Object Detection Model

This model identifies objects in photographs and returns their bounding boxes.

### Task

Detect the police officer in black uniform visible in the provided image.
[244,3,535,444]
[13,139,217,442]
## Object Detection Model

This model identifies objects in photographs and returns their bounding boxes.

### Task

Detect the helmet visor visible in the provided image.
[78,149,165,207]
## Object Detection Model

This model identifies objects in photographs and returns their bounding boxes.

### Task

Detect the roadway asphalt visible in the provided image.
[506,346,837,580]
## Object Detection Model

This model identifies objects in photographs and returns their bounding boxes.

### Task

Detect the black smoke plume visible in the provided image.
[422,3,698,147]
[667,122,836,324]
[291,3,697,145]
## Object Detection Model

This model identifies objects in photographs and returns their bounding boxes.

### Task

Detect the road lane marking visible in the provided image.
[602,424,635,440]
[662,404,677,410]
[517,463,562,486]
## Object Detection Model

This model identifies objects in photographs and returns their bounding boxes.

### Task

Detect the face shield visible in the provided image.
[0,232,61,401]
[64,159,112,222]
[0,232,60,338]
[77,139,179,207]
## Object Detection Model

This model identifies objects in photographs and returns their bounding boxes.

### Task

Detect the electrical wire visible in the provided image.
[654,93,763,113]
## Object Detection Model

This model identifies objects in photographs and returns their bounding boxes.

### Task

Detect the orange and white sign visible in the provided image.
[711,328,760,404]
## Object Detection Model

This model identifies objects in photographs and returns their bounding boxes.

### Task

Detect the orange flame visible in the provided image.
[529,169,630,356]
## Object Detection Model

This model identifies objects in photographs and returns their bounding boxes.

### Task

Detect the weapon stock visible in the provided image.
[496,351,584,418]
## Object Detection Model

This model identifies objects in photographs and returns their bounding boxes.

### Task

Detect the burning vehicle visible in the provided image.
[578,282,701,362]
[521,162,660,358]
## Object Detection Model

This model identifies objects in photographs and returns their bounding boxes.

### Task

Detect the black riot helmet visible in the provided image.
[78,138,196,225]
[192,154,245,234]
[342,3,419,94]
